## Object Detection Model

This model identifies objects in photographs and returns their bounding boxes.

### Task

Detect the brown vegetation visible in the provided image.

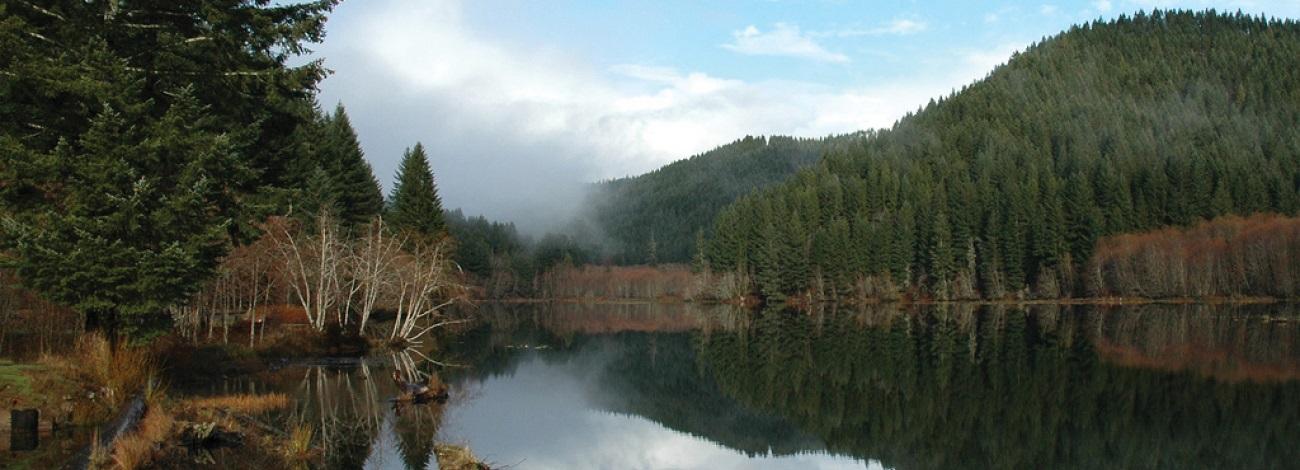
[282,423,319,469]
[436,444,490,470]
[1090,214,1300,299]
[44,334,157,410]
[0,270,81,359]
[108,405,174,470]
[184,393,290,415]
[194,213,466,345]
[536,264,701,301]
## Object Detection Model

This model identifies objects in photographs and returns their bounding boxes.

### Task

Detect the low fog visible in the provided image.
[308,0,1046,234]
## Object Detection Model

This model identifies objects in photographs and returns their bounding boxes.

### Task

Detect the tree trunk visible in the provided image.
[84,309,120,346]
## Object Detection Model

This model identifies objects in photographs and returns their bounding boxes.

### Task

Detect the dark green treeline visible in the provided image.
[705,10,1300,301]
[694,304,1300,469]
[591,134,862,264]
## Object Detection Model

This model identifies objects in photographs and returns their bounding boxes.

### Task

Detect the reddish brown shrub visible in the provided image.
[1090,213,1300,299]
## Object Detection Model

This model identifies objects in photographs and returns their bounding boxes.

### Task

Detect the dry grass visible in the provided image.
[88,430,111,469]
[44,334,156,409]
[109,405,174,470]
[185,393,290,415]
[282,423,318,469]
[436,444,489,470]
[143,377,168,406]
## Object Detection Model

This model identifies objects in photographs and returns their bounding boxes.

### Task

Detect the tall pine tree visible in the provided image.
[321,104,384,226]
[388,143,447,240]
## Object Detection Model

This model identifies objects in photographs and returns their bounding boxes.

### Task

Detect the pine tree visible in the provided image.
[388,143,447,240]
[928,209,956,290]
[1064,172,1103,266]
[4,88,242,336]
[691,230,709,274]
[647,232,659,266]
[321,104,384,226]
[0,0,335,337]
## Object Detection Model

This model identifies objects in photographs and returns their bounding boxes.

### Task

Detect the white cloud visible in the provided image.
[961,43,1025,75]
[1095,0,1114,12]
[722,23,850,63]
[824,18,929,36]
[1040,4,1060,15]
[313,0,1020,230]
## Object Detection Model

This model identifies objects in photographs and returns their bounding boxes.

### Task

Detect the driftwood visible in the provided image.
[391,371,449,403]
[64,394,145,470]
[179,421,244,449]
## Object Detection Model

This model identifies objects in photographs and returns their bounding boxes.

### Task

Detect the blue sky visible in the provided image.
[311,0,1300,230]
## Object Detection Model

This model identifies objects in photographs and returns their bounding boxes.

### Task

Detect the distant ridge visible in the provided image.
[700,10,1300,300]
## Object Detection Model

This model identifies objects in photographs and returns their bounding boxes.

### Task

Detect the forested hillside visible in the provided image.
[589,134,862,264]
[704,10,1300,301]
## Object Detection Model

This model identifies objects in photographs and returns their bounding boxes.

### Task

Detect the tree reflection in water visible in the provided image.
[288,347,456,469]
[205,303,1298,469]
[435,302,1299,469]
[690,303,1300,469]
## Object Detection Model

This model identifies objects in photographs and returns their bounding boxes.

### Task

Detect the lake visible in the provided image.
[181,302,1300,469]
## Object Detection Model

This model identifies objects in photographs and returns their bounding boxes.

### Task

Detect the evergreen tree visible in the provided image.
[702,10,1300,301]
[321,104,384,226]
[691,230,709,274]
[928,209,956,290]
[1064,172,1103,266]
[4,89,242,336]
[388,143,447,240]
[0,1,335,336]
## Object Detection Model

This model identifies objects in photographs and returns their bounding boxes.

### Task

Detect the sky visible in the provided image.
[309,0,1300,232]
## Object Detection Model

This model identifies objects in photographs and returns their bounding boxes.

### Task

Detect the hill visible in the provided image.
[702,10,1300,301]
[587,134,863,264]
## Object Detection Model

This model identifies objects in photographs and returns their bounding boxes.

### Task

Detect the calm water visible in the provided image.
[185,302,1300,469]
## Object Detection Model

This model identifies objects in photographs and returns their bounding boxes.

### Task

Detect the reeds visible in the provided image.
[109,405,174,470]
[282,423,318,469]
[185,393,290,415]
[46,334,156,409]
[436,444,489,470]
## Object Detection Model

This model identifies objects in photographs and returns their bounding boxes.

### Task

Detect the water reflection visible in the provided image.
[188,303,1300,469]
[437,303,1300,469]
[689,304,1300,469]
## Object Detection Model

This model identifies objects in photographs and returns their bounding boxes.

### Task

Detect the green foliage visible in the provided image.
[0,1,336,336]
[590,134,863,264]
[445,208,526,278]
[388,143,447,241]
[705,10,1300,301]
[316,104,384,226]
[695,304,1300,469]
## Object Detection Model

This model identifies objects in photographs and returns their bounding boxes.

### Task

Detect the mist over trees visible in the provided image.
[587,134,862,264]
[702,10,1300,302]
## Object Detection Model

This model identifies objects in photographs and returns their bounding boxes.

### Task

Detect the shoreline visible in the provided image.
[474,296,1299,307]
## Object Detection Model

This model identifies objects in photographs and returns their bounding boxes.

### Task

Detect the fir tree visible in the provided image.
[4,89,242,336]
[388,143,447,240]
[0,0,335,336]
[321,104,384,226]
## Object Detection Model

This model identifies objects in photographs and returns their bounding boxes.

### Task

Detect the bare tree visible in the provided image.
[389,238,464,346]
[273,211,347,332]
[345,217,405,334]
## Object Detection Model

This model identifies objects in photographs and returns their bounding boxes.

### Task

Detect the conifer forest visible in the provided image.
[1,3,1299,469]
